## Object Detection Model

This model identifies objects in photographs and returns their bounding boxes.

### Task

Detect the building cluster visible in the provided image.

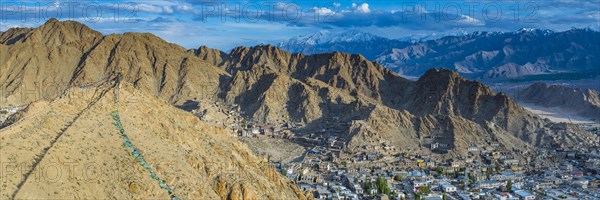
[270,143,600,200]
[188,102,600,200]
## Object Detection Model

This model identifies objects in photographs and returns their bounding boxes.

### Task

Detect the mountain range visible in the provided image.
[277,29,600,80]
[276,30,412,61]
[1,19,598,197]
[2,19,597,152]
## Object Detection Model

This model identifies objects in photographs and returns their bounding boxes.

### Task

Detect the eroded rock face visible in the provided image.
[0,84,308,199]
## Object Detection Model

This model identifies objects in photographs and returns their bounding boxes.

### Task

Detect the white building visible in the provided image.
[468,146,479,152]
[439,182,457,193]
[413,180,427,192]
[514,190,535,200]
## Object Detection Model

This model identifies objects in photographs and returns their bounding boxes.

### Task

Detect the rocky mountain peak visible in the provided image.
[419,68,461,81]
[409,68,518,123]
[46,17,59,23]
[27,18,102,45]
[194,45,228,66]
[222,45,293,74]
[416,68,494,95]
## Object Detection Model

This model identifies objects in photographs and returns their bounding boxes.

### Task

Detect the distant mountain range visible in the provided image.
[276,30,411,60]
[277,29,600,80]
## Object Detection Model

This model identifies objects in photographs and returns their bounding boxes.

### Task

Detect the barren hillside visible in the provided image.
[0,83,306,199]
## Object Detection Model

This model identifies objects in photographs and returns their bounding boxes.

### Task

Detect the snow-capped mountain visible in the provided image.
[377,28,599,78]
[277,30,411,60]
[277,28,600,80]
[277,29,472,59]
[398,29,470,43]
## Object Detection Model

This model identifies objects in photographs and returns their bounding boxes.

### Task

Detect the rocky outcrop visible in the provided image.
[193,45,229,67]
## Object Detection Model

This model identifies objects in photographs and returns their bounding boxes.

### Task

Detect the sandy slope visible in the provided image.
[0,84,306,199]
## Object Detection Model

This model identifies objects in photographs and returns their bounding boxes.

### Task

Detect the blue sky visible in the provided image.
[1,0,599,51]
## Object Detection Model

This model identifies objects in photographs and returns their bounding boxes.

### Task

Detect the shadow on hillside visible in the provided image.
[285,84,377,149]
[175,100,199,112]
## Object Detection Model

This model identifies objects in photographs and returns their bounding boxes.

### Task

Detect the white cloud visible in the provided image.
[458,15,484,25]
[162,5,174,14]
[313,7,336,16]
[333,2,341,7]
[130,2,196,15]
[135,4,167,14]
[354,3,370,14]
[176,4,193,12]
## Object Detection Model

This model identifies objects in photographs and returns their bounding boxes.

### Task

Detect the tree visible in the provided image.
[375,176,391,195]
[414,185,430,200]
[393,174,402,181]
[0,110,8,115]
[280,168,287,176]
[506,180,513,192]
[495,163,501,172]
[419,185,431,195]
[468,174,476,184]
[435,167,443,175]
[364,180,373,191]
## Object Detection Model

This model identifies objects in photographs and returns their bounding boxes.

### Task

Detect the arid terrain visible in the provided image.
[0,83,308,199]
[1,18,599,199]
